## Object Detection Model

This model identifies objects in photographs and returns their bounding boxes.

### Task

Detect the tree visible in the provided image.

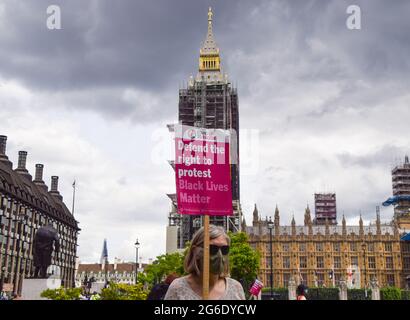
[100,283,147,300]
[228,232,260,294]
[41,287,82,300]
[139,252,185,287]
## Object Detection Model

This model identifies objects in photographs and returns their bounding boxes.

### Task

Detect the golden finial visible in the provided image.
[208,7,213,23]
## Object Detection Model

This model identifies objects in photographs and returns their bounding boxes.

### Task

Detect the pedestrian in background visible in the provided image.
[296,284,308,300]
[147,273,179,300]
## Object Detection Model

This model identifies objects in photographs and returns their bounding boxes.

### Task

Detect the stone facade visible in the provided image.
[246,205,410,289]
[76,261,148,285]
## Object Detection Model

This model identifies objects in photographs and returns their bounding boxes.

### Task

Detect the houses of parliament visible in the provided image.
[245,157,410,289]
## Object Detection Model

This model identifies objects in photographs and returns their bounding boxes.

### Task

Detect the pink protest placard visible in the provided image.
[249,279,263,296]
[175,125,233,216]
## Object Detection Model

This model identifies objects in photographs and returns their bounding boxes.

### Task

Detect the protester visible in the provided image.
[296,284,308,300]
[147,273,179,300]
[164,225,245,300]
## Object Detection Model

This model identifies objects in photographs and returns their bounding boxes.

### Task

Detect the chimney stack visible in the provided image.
[15,150,32,180]
[33,164,49,192]
[0,135,12,168]
[0,135,7,155]
[51,176,59,192]
[49,176,63,201]
[34,164,44,182]
[17,151,28,170]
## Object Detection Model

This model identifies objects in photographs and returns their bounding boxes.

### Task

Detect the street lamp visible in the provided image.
[135,239,140,285]
[13,213,26,296]
[361,243,367,297]
[267,217,274,300]
[0,266,6,293]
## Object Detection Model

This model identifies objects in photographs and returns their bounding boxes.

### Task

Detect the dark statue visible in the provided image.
[32,223,60,278]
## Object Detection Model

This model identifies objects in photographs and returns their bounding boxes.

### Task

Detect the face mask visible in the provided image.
[196,246,228,275]
[209,251,227,275]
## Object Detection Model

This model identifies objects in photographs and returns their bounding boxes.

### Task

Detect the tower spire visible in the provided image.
[198,7,222,78]
[253,204,258,223]
[342,214,347,236]
[201,6,218,54]
[208,6,213,23]
[359,215,364,237]
[100,239,108,267]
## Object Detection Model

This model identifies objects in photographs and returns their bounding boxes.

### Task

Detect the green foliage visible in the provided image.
[401,290,410,300]
[138,252,185,287]
[347,289,372,300]
[228,232,260,295]
[380,287,402,300]
[306,287,339,300]
[100,283,148,300]
[41,287,82,300]
[261,288,288,300]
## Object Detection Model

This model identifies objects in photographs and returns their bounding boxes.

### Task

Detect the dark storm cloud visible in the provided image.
[0,0,244,121]
[0,0,245,91]
[1,0,409,123]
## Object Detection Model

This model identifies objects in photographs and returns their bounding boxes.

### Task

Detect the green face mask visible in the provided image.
[209,251,227,275]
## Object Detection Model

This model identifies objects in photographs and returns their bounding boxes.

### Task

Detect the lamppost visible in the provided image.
[0,266,6,293]
[267,217,274,300]
[135,239,140,285]
[13,213,26,296]
[361,243,367,297]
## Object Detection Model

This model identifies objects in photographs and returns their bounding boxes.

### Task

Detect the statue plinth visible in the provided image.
[21,278,61,300]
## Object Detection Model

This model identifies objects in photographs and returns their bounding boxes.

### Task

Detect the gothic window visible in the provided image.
[403,257,410,269]
[266,257,272,268]
[316,256,324,268]
[385,242,392,252]
[368,257,376,269]
[368,243,374,252]
[385,256,393,269]
[300,273,308,285]
[334,256,341,269]
[283,273,290,287]
[334,273,342,285]
[283,256,290,269]
[350,242,357,252]
[386,274,395,286]
[317,272,325,287]
[283,243,289,252]
[350,256,359,267]
[316,243,323,252]
[299,243,306,252]
[299,256,307,268]
[333,243,340,252]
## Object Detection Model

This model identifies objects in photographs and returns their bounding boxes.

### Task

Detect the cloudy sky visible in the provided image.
[1,0,409,263]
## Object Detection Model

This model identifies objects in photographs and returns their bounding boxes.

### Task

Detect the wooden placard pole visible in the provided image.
[202,214,210,300]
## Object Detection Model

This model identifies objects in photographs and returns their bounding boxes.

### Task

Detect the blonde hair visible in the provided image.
[184,224,231,277]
